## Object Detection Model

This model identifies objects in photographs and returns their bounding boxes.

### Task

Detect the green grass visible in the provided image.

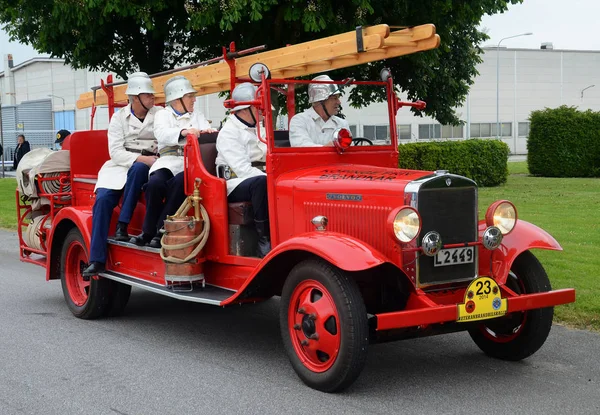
[479,162,600,331]
[0,178,17,230]
[506,160,529,175]
[1,163,598,330]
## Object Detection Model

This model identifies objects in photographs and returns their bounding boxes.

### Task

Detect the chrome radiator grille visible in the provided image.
[416,181,478,287]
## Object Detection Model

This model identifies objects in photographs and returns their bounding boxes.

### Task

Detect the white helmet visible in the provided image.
[308,75,341,104]
[164,76,197,103]
[125,72,155,95]
[231,82,257,112]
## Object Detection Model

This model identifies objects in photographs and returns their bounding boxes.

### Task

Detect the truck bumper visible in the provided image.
[375,288,576,331]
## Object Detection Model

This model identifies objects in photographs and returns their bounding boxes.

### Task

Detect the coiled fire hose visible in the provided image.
[159,179,211,264]
[39,172,71,194]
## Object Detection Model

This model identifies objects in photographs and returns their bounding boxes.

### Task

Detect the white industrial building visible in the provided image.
[1,44,599,162]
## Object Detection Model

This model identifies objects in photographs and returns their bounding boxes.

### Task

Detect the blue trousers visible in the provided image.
[89,162,149,264]
[142,169,186,236]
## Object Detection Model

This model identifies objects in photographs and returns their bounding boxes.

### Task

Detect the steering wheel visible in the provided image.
[351,137,374,146]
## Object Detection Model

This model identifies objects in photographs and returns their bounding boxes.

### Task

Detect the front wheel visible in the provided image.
[280,259,369,392]
[468,250,554,361]
[60,228,112,319]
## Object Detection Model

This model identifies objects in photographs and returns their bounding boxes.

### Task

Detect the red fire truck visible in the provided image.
[15,24,575,392]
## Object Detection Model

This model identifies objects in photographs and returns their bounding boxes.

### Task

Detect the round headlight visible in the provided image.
[486,200,517,235]
[390,207,421,243]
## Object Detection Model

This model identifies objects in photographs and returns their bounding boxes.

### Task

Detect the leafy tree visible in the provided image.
[0,0,521,124]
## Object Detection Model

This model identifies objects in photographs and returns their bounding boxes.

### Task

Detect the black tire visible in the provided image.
[468,250,554,361]
[59,228,112,319]
[280,259,369,392]
[103,282,132,317]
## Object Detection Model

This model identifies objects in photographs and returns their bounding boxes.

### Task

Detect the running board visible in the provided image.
[107,237,160,254]
[99,270,235,306]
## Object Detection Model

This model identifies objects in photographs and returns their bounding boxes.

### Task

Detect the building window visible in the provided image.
[397,124,411,140]
[518,122,530,137]
[441,125,464,139]
[481,123,491,137]
[418,124,441,139]
[419,124,463,139]
[53,110,76,131]
[349,125,357,136]
[363,125,389,141]
[470,122,512,138]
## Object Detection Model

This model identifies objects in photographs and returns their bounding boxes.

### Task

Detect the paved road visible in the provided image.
[0,230,598,415]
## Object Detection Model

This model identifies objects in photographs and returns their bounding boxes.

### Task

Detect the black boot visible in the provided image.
[82,261,105,280]
[148,236,162,249]
[129,233,153,246]
[254,219,272,258]
[114,221,129,241]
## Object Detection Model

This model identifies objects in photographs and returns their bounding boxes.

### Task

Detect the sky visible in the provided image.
[1,0,600,72]
[479,0,600,50]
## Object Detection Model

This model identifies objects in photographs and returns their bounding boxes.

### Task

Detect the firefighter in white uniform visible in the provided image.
[131,75,215,247]
[83,72,160,277]
[215,82,271,257]
[289,74,349,147]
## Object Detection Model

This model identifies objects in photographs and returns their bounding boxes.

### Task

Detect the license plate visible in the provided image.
[434,247,474,267]
[457,277,507,322]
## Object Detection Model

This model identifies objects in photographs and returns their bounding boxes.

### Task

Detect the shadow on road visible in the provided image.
[92,288,553,395]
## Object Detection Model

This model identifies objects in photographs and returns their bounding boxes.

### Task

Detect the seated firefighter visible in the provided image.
[289,74,349,147]
[131,75,216,248]
[215,82,271,258]
[83,72,160,277]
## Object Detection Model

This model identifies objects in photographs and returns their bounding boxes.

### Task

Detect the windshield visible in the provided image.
[266,79,397,152]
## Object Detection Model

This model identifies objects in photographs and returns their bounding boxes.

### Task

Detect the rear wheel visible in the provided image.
[103,282,132,317]
[280,259,369,392]
[468,250,554,360]
[60,228,112,319]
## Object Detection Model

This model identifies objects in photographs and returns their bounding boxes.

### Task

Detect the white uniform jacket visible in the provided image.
[95,104,160,191]
[289,106,350,147]
[215,114,267,195]
[150,106,212,176]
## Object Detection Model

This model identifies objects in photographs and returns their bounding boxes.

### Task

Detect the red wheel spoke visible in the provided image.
[312,296,335,321]
[316,329,339,356]
[297,288,314,311]
[303,344,321,364]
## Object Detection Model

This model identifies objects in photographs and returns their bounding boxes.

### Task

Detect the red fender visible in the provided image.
[45,207,93,280]
[478,220,562,285]
[267,231,389,272]
[220,232,389,305]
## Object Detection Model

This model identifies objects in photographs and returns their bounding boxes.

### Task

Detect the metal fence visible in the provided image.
[1,100,55,169]
[1,130,56,169]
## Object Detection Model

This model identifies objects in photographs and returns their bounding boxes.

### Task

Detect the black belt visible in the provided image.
[125,148,157,156]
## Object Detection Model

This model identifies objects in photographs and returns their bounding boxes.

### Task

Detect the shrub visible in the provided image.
[528,106,600,177]
[398,139,509,187]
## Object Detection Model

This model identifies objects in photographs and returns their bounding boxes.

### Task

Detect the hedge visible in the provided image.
[398,139,509,187]
[528,106,600,177]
